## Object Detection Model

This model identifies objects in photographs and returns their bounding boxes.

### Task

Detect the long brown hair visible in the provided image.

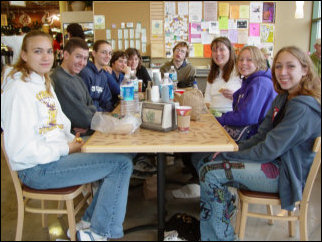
[272,46,321,103]
[8,30,53,95]
[207,37,236,84]
[125,48,142,70]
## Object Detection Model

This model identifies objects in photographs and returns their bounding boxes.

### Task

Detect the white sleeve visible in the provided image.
[2,82,69,170]
[204,81,212,103]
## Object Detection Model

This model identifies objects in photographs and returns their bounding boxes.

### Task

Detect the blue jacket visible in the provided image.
[222,94,321,210]
[217,69,277,137]
[105,71,121,108]
[79,61,114,112]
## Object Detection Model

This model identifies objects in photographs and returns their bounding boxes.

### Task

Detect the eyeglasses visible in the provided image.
[99,51,112,56]
[174,48,186,54]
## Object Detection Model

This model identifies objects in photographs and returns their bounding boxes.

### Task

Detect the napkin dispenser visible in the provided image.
[140,102,177,132]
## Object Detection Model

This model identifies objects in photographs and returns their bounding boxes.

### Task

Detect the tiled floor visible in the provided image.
[1,151,321,241]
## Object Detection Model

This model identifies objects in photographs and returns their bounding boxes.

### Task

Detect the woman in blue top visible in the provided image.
[194,46,321,241]
[218,46,277,142]
[105,51,130,107]
[79,40,115,112]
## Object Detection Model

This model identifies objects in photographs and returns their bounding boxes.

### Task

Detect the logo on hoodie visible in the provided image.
[272,106,279,121]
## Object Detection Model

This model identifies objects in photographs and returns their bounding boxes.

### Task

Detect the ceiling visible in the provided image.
[1,1,60,14]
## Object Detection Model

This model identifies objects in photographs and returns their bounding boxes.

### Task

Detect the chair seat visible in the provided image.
[239,189,280,199]
[22,184,82,195]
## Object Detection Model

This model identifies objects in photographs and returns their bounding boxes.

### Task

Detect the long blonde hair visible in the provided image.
[272,46,321,103]
[8,30,54,95]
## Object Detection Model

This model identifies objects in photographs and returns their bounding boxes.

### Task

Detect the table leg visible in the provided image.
[157,153,165,241]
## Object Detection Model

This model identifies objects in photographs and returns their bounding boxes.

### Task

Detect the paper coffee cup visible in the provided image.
[175,106,192,132]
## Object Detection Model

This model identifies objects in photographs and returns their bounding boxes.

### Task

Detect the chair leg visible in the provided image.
[288,210,295,237]
[239,201,249,240]
[266,205,273,225]
[57,201,64,218]
[299,205,309,241]
[66,200,77,241]
[15,200,24,241]
[41,200,48,227]
[234,199,242,235]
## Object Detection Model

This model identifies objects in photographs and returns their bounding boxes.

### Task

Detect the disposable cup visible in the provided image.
[175,106,192,132]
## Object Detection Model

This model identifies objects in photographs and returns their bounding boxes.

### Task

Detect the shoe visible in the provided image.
[133,155,157,173]
[172,184,200,199]
[66,220,91,238]
[164,230,187,241]
[76,229,107,241]
[131,169,156,180]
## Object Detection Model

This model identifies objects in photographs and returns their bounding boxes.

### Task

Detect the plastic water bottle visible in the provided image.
[164,73,174,101]
[130,70,140,113]
[193,79,198,89]
[120,74,134,116]
[169,65,178,90]
[130,70,138,92]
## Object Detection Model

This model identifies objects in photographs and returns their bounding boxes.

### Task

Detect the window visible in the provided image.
[310,1,321,53]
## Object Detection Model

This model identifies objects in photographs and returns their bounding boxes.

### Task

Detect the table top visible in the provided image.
[82,112,238,153]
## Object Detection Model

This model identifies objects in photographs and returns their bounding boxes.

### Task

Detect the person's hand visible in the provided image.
[212,152,221,160]
[73,127,88,136]
[220,89,234,100]
[68,132,84,154]
[103,65,113,74]
[122,65,131,75]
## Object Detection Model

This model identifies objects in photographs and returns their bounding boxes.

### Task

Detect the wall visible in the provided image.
[274,1,312,53]
[152,1,313,66]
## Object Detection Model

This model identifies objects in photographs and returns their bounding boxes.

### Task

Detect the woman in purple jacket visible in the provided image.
[217,46,277,141]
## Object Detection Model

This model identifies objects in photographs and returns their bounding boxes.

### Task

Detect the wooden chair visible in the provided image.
[234,137,321,241]
[1,134,92,241]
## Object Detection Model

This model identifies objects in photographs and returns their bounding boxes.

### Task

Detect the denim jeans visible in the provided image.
[195,153,279,241]
[18,152,134,239]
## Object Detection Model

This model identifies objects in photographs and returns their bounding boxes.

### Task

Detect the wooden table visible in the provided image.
[82,112,238,240]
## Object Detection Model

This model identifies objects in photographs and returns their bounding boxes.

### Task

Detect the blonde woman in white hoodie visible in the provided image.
[1,31,133,241]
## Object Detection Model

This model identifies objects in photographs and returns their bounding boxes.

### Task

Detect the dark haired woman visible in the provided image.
[125,48,151,91]
[205,37,242,117]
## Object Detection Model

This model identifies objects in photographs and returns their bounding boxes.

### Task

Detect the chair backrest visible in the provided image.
[301,137,321,204]
[1,133,24,202]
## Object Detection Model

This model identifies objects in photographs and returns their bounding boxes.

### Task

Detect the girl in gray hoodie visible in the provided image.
[195,46,321,241]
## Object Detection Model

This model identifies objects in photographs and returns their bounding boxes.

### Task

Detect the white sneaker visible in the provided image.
[76,229,107,241]
[66,220,91,238]
[172,184,200,199]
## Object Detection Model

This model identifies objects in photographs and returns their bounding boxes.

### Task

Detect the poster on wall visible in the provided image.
[94,15,105,29]
[260,24,274,43]
[250,2,263,23]
[263,2,275,23]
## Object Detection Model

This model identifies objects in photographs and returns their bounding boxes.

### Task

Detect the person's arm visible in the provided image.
[138,66,151,91]
[98,80,114,112]
[2,82,70,169]
[222,100,318,163]
[204,81,212,107]
[217,79,275,126]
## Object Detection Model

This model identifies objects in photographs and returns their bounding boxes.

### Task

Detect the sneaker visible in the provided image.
[76,229,107,241]
[66,220,91,238]
[164,230,187,241]
[133,155,157,173]
[172,184,200,199]
[131,169,156,180]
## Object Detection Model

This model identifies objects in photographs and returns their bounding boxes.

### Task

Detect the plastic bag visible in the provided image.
[91,112,141,134]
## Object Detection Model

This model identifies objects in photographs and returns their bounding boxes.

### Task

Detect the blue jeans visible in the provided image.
[194,153,279,241]
[18,152,134,239]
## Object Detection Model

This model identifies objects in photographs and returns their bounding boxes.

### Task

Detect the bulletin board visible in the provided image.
[93,1,151,56]
[160,1,276,58]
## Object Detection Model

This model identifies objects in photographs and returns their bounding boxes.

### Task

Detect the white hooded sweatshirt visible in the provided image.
[1,68,74,171]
